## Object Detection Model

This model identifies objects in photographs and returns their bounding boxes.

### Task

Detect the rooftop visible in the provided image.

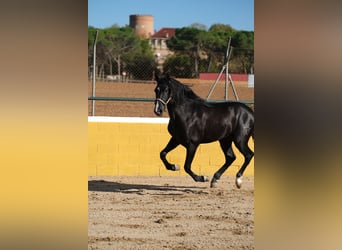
[150,28,176,39]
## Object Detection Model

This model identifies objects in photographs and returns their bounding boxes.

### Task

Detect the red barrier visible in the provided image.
[199,73,248,81]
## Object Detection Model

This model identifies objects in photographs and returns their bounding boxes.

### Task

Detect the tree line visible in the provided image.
[88,24,254,80]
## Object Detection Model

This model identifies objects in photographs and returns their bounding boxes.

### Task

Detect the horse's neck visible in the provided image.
[167,104,177,121]
[167,99,190,121]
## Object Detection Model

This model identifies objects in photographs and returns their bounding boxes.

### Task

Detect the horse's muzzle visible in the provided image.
[154,101,164,116]
[154,109,163,116]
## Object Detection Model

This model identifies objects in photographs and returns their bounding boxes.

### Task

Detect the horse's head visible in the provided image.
[154,74,172,116]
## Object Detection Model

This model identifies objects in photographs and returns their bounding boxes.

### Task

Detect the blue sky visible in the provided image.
[88,0,254,31]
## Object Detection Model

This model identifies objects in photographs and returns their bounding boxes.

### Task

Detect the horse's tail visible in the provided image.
[243,103,254,141]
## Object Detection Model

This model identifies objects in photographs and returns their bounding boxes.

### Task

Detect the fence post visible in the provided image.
[91,30,99,116]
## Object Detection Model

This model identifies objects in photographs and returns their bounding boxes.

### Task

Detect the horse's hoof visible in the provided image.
[235,177,243,189]
[172,164,180,171]
[210,177,218,188]
[202,176,209,182]
[210,180,218,188]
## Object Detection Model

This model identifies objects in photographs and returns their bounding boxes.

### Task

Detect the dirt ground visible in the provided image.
[88,79,254,117]
[88,176,254,250]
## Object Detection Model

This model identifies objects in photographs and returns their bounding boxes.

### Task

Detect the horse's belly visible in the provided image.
[201,135,226,143]
[202,124,232,142]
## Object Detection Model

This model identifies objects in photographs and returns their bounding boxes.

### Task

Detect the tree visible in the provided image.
[163,54,193,78]
[202,26,254,74]
[125,54,155,80]
[209,24,235,34]
[88,24,254,79]
[88,26,155,79]
[231,31,254,73]
[166,27,205,77]
[165,24,254,75]
[190,22,207,31]
[101,26,139,76]
[88,26,109,78]
[201,25,232,72]
[88,26,98,76]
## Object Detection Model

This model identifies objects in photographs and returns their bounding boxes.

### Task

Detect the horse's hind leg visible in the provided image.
[234,135,254,188]
[211,138,236,188]
[160,137,180,171]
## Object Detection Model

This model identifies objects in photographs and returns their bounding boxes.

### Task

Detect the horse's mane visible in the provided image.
[169,78,207,104]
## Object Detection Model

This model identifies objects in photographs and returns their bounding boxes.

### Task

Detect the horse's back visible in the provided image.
[210,101,253,122]
[213,102,254,138]
[195,102,252,142]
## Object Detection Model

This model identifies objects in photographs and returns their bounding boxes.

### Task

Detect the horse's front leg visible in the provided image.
[184,143,209,182]
[160,137,180,171]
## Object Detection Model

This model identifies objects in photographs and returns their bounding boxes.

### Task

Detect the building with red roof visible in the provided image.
[149,28,176,69]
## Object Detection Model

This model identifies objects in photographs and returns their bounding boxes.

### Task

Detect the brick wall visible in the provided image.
[88,117,254,177]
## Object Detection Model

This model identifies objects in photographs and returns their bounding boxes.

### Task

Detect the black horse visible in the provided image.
[154,74,254,188]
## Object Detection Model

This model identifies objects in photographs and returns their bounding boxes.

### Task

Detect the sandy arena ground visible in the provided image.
[88,176,254,250]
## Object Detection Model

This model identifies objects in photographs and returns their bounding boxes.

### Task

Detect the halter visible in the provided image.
[156,96,172,106]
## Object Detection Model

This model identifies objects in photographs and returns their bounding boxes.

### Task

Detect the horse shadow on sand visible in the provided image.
[88,179,208,195]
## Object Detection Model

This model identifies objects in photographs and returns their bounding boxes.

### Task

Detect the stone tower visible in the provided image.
[129,14,154,38]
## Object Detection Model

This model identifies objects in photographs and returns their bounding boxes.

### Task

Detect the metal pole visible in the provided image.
[206,37,231,100]
[206,65,226,100]
[88,96,253,104]
[91,30,99,116]
[224,37,231,100]
[226,46,239,100]
[228,74,239,101]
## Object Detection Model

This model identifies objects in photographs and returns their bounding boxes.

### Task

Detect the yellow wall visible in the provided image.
[88,117,254,177]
